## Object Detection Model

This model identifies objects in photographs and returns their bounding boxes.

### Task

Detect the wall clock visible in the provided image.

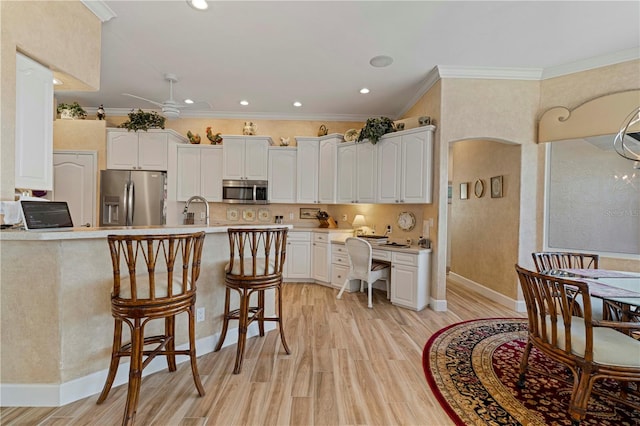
[397,211,416,231]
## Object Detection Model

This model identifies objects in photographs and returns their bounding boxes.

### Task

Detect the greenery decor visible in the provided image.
[57,102,87,119]
[118,109,166,132]
[357,116,396,144]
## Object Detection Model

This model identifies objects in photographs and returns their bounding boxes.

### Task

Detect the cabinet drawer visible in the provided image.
[372,249,392,261]
[331,253,349,266]
[332,244,348,256]
[313,233,329,243]
[392,252,418,266]
[331,264,349,285]
[288,231,311,242]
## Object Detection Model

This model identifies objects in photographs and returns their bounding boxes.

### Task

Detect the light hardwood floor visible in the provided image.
[1,279,526,425]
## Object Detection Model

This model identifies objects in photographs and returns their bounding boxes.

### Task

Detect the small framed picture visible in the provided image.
[491,175,503,198]
[300,207,320,219]
[226,207,239,221]
[460,182,469,200]
[474,179,485,198]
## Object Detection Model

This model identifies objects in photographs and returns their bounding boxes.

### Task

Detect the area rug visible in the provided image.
[423,318,640,425]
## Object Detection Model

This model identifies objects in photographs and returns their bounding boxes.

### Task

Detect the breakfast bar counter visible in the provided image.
[0,224,290,406]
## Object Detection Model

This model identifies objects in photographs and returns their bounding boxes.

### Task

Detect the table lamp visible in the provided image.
[352,214,367,236]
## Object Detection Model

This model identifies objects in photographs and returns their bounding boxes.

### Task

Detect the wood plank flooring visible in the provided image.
[1,279,525,425]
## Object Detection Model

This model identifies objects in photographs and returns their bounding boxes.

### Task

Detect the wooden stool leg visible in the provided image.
[165,316,177,372]
[258,290,265,337]
[276,284,291,354]
[123,319,144,426]
[214,287,232,352]
[233,289,250,374]
[188,306,206,396]
[97,319,123,404]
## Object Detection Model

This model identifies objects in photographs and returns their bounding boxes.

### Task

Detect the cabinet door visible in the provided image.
[401,130,433,203]
[336,143,356,203]
[107,132,139,169]
[286,240,311,279]
[391,264,418,308]
[53,151,96,227]
[138,132,168,170]
[223,138,246,179]
[318,138,337,203]
[269,149,297,203]
[296,139,319,203]
[15,53,53,190]
[356,142,377,203]
[200,147,223,201]
[377,136,402,203]
[245,138,269,180]
[176,146,201,201]
[311,242,330,282]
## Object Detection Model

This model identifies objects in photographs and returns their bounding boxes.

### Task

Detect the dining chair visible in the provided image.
[515,265,640,425]
[531,251,599,273]
[98,232,206,426]
[214,227,291,374]
[336,237,390,308]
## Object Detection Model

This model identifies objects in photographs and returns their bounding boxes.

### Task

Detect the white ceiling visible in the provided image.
[55,1,640,121]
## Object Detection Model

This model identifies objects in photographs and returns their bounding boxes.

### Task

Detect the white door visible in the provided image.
[53,151,97,227]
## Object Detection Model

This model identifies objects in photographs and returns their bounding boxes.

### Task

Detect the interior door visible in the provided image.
[53,151,97,227]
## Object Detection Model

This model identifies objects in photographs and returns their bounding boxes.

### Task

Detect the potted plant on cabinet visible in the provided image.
[357,116,396,144]
[118,109,166,131]
[57,102,87,119]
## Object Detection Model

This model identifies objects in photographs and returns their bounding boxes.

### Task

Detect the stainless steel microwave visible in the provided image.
[222,179,269,204]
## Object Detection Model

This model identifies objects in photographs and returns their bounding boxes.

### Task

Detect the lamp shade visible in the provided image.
[352,214,367,228]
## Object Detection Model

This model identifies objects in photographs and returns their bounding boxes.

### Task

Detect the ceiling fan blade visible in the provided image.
[122,93,164,107]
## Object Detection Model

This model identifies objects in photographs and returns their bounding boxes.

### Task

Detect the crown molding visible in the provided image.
[437,65,543,80]
[541,47,640,80]
[81,0,117,22]
[396,67,441,119]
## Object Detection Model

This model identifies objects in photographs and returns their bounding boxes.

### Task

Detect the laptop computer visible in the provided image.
[20,200,74,231]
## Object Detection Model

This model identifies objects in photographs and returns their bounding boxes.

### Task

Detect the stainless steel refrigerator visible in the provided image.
[99,170,166,226]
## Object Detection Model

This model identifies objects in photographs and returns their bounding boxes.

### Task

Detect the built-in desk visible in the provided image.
[331,241,432,311]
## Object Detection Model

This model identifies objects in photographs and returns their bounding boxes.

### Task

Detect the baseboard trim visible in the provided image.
[429,297,448,312]
[448,272,526,312]
[0,323,275,407]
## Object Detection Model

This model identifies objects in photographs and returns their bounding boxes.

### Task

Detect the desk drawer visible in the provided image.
[392,252,418,266]
[372,249,391,261]
[332,252,349,266]
[313,233,329,243]
[332,245,348,256]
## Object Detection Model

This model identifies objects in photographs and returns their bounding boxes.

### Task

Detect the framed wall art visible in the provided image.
[460,182,469,200]
[491,175,503,198]
[299,207,320,219]
[474,179,485,198]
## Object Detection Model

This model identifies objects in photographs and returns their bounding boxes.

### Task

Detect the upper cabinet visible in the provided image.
[176,144,223,202]
[296,134,341,203]
[376,126,434,203]
[15,53,54,190]
[106,129,185,171]
[223,136,272,180]
[336,141,377,204]
[268,147,297,203]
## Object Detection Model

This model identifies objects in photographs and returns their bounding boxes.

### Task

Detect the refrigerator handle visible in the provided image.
[253,184,257,202]
[122,182,129,225]
[127,181,135,225]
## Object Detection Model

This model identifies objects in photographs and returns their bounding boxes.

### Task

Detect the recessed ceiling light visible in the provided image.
[53,78,63,85]
[187,0,208,11]
[240,100,249,106]
[293,101,302,107]
[184,99,194,104]
[369,55,394,68]
[360,88,370,94]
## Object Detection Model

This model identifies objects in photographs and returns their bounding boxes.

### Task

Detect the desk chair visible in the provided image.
[98,232,206,426]
[214,227,291,374]
[337,237,390,308]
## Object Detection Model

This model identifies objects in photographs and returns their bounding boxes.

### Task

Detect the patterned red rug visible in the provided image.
[423,318,640,425]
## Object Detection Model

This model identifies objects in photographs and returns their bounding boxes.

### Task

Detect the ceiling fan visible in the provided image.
[122,73,207,119]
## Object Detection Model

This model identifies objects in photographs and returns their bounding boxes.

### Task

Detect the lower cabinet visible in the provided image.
[390,251,429,311]
[331,243,357,291]
[312,233,331,283]
[284,231,312,281]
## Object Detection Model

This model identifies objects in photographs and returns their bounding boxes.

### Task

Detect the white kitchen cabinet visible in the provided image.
[222,136,271,180]
[176,144,223,201]
[15,53,53,190]
[377,127,434,203]
[331,243,357,291]
[390,251,429,311]
[336,141,377,203]
[312,232,331,283]
[284,231,312,281]
[268,147,297,203]
[296,134,340,203]
[53,151,97,227]
[107,129,176,171]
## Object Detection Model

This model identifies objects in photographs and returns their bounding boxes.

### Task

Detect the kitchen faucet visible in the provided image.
[183,196,210,226]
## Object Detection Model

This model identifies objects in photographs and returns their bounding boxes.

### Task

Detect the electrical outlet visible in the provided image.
[196,307,205,322]
[386,225,392,234]
[289,212,294,220]
[200,212,205,219]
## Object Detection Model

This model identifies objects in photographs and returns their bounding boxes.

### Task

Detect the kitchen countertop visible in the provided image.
[332,239,432,254]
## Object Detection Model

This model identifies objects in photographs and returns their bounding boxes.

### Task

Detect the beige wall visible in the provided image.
[1,0,101,201]
[450,140,521,299]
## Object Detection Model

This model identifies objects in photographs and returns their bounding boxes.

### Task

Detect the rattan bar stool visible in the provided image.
[97,232,206,426]
[214,227,291,374]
